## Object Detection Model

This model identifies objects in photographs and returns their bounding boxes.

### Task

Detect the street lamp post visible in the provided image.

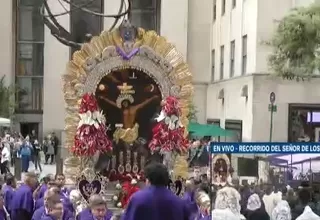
[268,92,277,142]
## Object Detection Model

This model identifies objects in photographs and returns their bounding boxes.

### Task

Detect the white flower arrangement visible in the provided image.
[117,202,122,208]
[112,195,118,201]
[78,110,106,128]
[115,183,122,190]
[155,110,182,130]
[131,179,137,185]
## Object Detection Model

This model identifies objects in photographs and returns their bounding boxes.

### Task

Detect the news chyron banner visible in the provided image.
[209,142,320,154]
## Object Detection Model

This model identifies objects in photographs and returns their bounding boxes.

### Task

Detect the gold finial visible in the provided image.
[117,83,135,94]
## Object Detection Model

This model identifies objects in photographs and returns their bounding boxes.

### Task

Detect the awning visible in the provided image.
[0,117,10,127]
[188,122,234,137]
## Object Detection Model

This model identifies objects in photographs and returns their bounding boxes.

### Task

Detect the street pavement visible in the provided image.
[10,163,57,180]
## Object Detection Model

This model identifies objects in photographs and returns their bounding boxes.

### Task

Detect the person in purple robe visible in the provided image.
[3,173,16,214]
[182,179,198,219]
[39,194,67,220]
[55,174,74,213]
[122,162,191,220]
[32,191,74,220]
[0,192,10,220]
[34,175,55,200]
[34,183,60,210]
[77,194,113,220]
[11,172,38,220]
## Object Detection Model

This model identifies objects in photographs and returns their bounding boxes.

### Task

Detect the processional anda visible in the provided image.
[62,20,194,205]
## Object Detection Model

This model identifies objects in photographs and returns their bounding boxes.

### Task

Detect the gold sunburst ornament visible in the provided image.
[62,20,193,174]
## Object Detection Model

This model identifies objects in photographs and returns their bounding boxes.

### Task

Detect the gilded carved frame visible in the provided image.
[62,27,193,173]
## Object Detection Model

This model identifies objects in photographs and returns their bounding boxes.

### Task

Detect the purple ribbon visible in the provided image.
[116,47,140,60]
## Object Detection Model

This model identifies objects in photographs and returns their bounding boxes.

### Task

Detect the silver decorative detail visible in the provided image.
[102,46,118,60]
[83,56,173,97]
[170,85,181,97]
[84,57,98,72]
[139,46,173,73]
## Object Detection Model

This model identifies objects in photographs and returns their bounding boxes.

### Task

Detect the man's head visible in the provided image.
[31,130,36,135]
[5,174,16,188]
[299,188,311,205]
[121,100,130,108]
[144,163,169,187]
[24,172,38,189]
[47,194,63,219]
[44,190,59,206]
[43,174,54,184]
[55,174,65,187]
[48,186,61,195]
[48,181,59,189]
[89,194,107,220]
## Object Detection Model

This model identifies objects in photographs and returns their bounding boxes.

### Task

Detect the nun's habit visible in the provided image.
[271,200,291,220]
[245,193,269,220]
[212,186,245,220]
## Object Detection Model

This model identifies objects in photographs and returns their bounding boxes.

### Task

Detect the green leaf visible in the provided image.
[187,102,198,122]
[268,3,320,80]
[0,76,19,120]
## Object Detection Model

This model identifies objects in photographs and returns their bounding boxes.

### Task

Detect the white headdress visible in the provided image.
[247,193,261,211]
[296,206,320,220]
[214,186,241,215]
[271,200,291,220]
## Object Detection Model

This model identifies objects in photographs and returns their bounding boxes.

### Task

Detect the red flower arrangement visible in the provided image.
[112,175,141,208]
[121,179,140,208]
[71,93,112,156]
[148,96,188,154]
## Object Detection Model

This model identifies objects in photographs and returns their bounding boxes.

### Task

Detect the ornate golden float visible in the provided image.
[62,20,193,182]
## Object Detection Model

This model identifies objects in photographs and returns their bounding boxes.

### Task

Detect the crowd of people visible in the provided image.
[0,131,59,174]
[0,158,319,220]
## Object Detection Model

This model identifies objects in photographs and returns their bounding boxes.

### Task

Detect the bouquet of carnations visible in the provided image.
[71,93,112,156]
[148,96,188,154]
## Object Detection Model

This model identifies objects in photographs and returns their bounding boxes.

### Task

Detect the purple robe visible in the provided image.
[39,214,58,220]
[59,191,74,213]
[37,184,48,199]
[77,208,113,220]
[11,184,34,220]
[0,208,7,220]
[2,185,14,213]
[122,186,190,220]
[35,194,73,213]
[35,197,44,211]
[32,206,74,220]
[182,191,198,219]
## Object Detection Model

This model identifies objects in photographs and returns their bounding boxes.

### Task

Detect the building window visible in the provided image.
[221,0,226,15]
[70,0,103,55]
[16,77,43,111]
[232,0,236,8]
[16,0,44,112]
[211,49,215,81]
[220,45,224,80]
[230,40,235,77]
[213,0,216,21]
[130,0,160,32]
[242,35,247,75]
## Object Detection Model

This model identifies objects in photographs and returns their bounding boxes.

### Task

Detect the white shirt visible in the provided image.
[1,147,10,163]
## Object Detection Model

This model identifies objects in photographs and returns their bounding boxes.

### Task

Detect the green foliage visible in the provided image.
[268,3,320,80]
[187,102,198,122]
[0,76,17,119]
